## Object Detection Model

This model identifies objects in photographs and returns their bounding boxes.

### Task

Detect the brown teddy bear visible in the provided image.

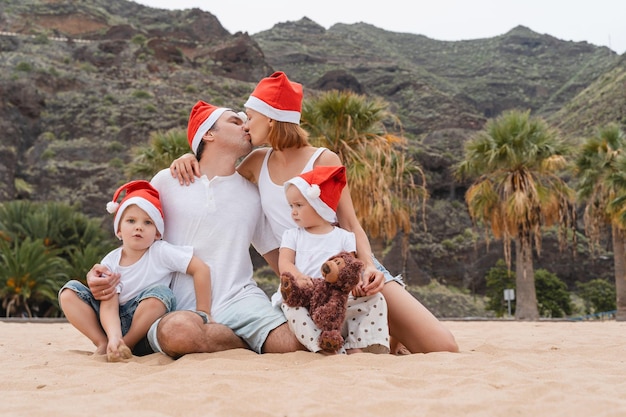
[280,251,364,353]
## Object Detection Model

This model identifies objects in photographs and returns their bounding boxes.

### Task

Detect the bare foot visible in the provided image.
[392,343,411,355]
[389,336,412,355]
[107,339,133,362]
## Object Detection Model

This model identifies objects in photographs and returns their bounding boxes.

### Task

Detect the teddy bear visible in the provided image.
[280,251,364,353]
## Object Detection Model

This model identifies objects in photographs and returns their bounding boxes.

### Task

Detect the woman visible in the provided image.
[171,72,458,354]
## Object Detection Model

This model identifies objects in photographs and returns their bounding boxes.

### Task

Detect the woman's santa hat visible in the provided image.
[284,166,347,223]
[187,100,231,155]
[244,71,302,125]
[106,180,165,237]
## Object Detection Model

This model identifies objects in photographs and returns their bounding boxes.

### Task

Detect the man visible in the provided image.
[87,100,304,357]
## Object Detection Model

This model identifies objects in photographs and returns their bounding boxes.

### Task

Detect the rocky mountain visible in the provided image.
[1,0,624,293]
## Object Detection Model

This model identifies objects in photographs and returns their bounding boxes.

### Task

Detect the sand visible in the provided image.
[1,319,625,417]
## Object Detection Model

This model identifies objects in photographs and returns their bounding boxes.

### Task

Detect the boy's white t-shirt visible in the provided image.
[100,240,193,305]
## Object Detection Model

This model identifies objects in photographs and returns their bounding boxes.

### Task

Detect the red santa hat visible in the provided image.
[106,180,165,237]
[187,100,231,155]
[244,71,302,124]
[284,166,347,223]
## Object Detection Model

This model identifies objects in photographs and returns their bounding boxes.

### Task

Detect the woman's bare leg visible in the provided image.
[382,281,458,353]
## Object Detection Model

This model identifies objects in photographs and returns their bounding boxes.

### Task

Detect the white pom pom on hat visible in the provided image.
[106,201,119,214]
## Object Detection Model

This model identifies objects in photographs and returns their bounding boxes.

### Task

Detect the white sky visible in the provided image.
[133,0,626,54]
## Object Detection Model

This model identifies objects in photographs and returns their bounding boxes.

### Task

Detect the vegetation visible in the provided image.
[0,3,623,318]
[573,124,626,320]
[0,201,116,317]
[302,90,427,247]
[456,110,576,319]
[485,260,572,318]
[126,129,190,180]
[576,279,616,314]
[534,269,572,318]
[484,260,515,317]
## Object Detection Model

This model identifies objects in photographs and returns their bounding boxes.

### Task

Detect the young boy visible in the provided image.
[276,166,389,354]
[59,180,212,361]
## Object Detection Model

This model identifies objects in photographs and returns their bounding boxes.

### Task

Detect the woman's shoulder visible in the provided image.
[314,148,341,165]
[237,148,270,183]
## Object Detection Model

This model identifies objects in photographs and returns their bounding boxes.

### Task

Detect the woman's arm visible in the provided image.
[169,153,200,185]
[336,185,385,296]
[315,151,385,296]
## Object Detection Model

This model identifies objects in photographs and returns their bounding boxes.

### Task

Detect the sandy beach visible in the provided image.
[2,319,625,416]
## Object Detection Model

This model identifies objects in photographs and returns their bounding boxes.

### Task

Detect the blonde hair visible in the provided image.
[268,121,310,150]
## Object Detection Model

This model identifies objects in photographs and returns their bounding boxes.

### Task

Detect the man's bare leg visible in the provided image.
[157,311,248,358]
[261,323,306,353]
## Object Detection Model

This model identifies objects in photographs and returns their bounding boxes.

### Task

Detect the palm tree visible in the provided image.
[0,238,68,317]
[301,90,427,253]
[0,200,116,316]
[456,109,575,320]
[576,124,626,320]
[126,128,190,179]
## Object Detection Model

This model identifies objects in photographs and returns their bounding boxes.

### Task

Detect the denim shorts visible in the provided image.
[59,280,175,355]
[372,255,405,287]
[147,293,287,355]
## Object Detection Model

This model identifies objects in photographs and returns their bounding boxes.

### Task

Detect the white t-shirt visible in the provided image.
[271,226,356,305]
[281,226,356,277]
[101,240,193,305]
[151,169,279,312]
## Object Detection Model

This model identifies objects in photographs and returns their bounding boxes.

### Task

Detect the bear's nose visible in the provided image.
[321,263,330,275]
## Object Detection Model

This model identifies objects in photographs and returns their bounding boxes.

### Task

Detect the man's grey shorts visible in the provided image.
[147,293,287,356]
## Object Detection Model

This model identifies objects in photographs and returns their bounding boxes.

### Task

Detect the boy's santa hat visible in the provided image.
[106,180,165,237]
[284,166,346,223]
[187,100,231,155]
[244,71,302,124]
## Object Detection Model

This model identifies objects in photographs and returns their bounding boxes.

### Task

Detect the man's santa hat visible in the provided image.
[244,71,302,124]
[106,180,164,237]
[187,100,231,155]
[284,166,347,223]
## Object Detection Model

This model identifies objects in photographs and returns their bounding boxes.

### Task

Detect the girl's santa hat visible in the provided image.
[284,166,347,223]
[106,180,164,237]
[244,71,302,125]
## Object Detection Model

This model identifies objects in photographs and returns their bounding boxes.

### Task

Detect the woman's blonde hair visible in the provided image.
[268,121,310,150]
